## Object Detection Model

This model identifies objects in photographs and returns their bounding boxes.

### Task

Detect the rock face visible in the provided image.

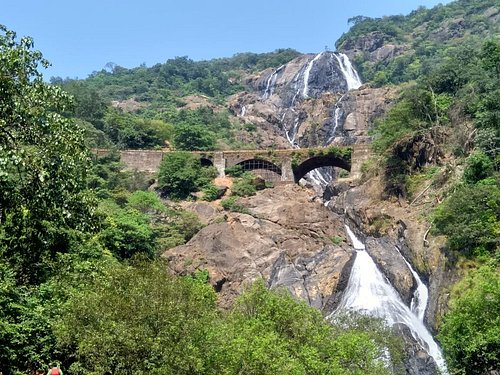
[228,52,396,162]
[365,236,416,306]
[164,184,355,311]
[227,51,393,154]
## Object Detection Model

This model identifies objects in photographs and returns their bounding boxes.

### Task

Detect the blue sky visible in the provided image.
[3,0,452,79]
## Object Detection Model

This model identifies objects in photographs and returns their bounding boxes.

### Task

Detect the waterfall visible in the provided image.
[330,226,448,374]
[262,65,284,99]
[394,246,429,321]
[282,52,362,189]
[332,53,362,90]
[302,52,323,98]
[326,94,346,144]
[240,105,246,117]
[285,117,300,146]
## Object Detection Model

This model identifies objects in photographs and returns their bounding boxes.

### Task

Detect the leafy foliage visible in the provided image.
[208,281,402,375]
[463,150,494,184]
[173,123,216,151]
[201,183,221,202]
[338,0,499,84]
[371,39,499,198]
[55,271,403,375]
[97,199,157,260]
[55,49,300,103]
[220,196,249,214]
[438,264,500,375]
[231,172,258,197]
[0,25,96,284]
[432,182,499,256]
[55,259,217,375]
[102,110,171,149]
[157,151,216,199]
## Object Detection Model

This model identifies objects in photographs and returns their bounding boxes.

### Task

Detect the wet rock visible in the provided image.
[365,237,416,306]
[323,181,350,201]
[269,245,354,310]
[395,324,439,375]
[229,51,391,153]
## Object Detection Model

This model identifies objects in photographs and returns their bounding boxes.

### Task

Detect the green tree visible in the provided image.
[480,40,500,78]
[54,259,217,375]
[439,264,500,374]
[463,150,493,184]
[0,25,95,283]
[173,124,216,151]
[208,281,403,375]
[157,152,216,199]
[432,183,499,256]
[103,110,166,149]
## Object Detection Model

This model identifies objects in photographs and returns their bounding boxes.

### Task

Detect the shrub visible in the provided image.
[231,177,257,197]
[439,264,500,375]
[432,182,499,256]
[225,164,245,177]
[99,207,156,259]
[463,150,493,184]
[127,191,165,213]
[220,197,249,214]
[202,184,220,202]
[157,152,216,199]
[173,123,216,151]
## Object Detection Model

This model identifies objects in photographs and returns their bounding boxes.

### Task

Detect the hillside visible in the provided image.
[1,0,498,374]
[337,0,499,84]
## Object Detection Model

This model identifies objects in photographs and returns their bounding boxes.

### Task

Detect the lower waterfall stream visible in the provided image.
[330,225,448,374]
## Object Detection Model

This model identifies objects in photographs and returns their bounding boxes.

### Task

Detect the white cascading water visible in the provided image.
[326,93,346,144]
[262,65,284,99]
[332,53,362,90]
[300,52,360,187]
[302,52,323,98]
[331,226,448,374]
[285,117,300,146]
[394,246,429,321]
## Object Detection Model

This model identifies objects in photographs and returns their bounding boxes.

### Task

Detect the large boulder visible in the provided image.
[164,184,355,311]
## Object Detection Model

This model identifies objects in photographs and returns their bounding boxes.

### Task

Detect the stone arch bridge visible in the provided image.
[93,144,371,183]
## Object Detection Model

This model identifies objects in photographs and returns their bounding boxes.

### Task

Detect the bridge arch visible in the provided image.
[236,158,282,181]
[200,157,214,167]
[293,155,350,183]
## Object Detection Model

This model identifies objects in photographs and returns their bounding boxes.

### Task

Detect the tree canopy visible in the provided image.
[0,25,95,284]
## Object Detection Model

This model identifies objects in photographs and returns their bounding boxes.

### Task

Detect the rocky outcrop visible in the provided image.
[397,325,439,375]
[321,86,396,144]
[164,184,355,311]
[339,31,408,66]
[228,51,380,153]
[365,237,416,306]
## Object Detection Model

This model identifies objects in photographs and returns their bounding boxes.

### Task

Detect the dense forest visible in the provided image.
[1,0,499,373]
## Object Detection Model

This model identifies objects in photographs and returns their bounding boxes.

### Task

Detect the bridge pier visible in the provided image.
[213,152,226,178]
[280,159,294,182]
